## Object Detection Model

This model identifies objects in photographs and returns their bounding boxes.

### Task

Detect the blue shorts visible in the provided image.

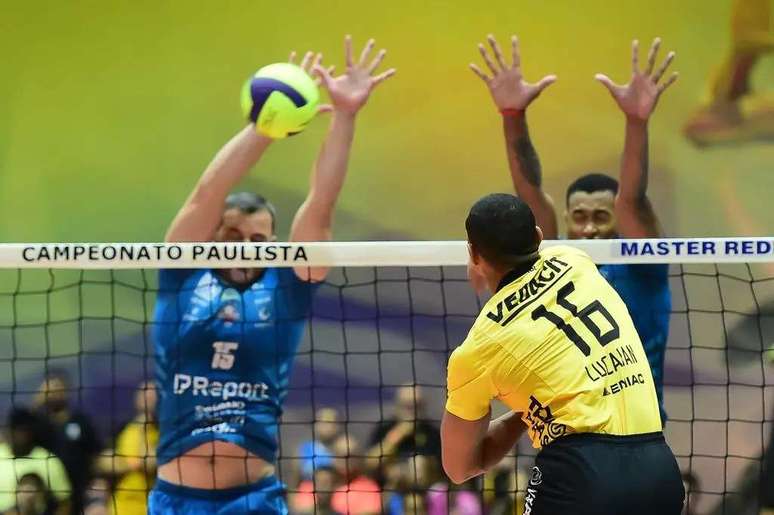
[148,477,288,515]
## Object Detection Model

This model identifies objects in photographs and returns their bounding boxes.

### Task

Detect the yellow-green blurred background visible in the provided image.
[1,0,772,242]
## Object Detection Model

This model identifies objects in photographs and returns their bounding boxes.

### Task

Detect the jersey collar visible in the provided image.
[495,254,539,293]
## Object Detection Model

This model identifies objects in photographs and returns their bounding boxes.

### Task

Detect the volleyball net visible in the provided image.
[0,237,772,515]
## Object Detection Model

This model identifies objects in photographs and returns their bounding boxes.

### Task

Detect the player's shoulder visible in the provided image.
[157,268,206,291]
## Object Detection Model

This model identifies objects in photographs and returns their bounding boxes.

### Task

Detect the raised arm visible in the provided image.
[290,36,395,281]
[470,35,559,239]
[595,38,678,238]
[165,52,330,242]
[165,128,273,242]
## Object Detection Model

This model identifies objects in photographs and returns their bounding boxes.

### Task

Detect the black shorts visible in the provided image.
[524,432,684,515]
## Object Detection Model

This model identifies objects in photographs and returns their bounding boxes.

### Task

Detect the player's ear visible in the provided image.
[467,242,480,265]
[535,226,544,246]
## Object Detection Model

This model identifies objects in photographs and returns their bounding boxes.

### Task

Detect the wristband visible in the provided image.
[500,108,524,117]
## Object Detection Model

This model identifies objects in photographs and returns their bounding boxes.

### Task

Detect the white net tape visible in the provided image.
[2,237,773,268]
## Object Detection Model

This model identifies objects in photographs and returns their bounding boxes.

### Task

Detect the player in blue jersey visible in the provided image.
[147,37,395,515]
[470,35,678,423]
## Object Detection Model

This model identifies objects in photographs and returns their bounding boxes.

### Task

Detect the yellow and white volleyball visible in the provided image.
[240,63,320,139]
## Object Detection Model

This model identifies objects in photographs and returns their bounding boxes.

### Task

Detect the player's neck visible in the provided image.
[491,260,537,294]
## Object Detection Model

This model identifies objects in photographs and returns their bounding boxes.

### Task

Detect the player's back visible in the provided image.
[457,245,662,448]
[447,244,683,514]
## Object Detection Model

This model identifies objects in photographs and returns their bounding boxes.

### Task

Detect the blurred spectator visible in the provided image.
[485,468,514,515]
[95,381,158,515]
[4,473,57,515]
[0,408,70,513]
[291,465,342,515]
[402,489,426,515]
[296,407,342,482]
[426,479,482,515]
[331,434,382,515]
[33,369,101,515]
[380,458,406,515]
[382,454,442,515]
[81,478,110,515]
[368,386,440,461]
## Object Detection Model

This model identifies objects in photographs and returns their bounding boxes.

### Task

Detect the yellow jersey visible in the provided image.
[446,245,662,449]
[111,420,159,515]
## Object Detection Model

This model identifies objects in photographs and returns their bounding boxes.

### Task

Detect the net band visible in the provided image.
[2,237,773,268]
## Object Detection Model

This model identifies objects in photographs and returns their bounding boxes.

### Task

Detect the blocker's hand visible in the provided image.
[595,38,678,122]
[470,34,557,111]
[312,35,396,115]
[289,50,334,114]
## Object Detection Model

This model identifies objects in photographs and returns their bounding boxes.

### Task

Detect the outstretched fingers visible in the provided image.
[371,68,396,87]
[595,73,621,96]
[652,51,675,83]
[367,48,387,75]
[658,72,679,93]
[299,51,314,71]
[644,37,661,76]
[511,36,521,69]
[535,74,558,92]
[359,38,375,66]
[487,34,507,70]
[631,39,640,75]
[313,63,334,89]
[478,42,499,75]
[469,63,490,83]
[344,34,354,69]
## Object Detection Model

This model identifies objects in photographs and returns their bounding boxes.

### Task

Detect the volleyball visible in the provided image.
[240,63,320,139]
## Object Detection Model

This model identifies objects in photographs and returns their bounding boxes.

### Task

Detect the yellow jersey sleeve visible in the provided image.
[445,338,496,421]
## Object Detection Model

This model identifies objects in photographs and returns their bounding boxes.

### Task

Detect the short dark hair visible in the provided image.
[465,193,539,267]
[566,173,619,204]
[224,192,277,231]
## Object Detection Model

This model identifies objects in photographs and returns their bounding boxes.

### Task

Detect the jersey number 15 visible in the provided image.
[531,281,620,357]
[212,341,239,370]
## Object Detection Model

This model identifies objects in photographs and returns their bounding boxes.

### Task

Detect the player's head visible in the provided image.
[466,193,542,291]
[215,191,277,285]
[38,368,71,413]
[565,173,619,240]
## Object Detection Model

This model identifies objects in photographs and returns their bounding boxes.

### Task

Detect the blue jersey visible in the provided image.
[152,267,318,465]
[598,263,671,420]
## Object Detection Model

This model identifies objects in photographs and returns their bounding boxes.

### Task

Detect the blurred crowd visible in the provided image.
[0,377,516,515]
[0,371,158,515]
[287,385,516,515]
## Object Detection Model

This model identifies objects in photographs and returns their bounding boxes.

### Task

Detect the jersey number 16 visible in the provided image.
[531,281,620,357]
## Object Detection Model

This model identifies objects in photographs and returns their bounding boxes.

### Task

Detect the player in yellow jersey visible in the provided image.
[441,193,684,514]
